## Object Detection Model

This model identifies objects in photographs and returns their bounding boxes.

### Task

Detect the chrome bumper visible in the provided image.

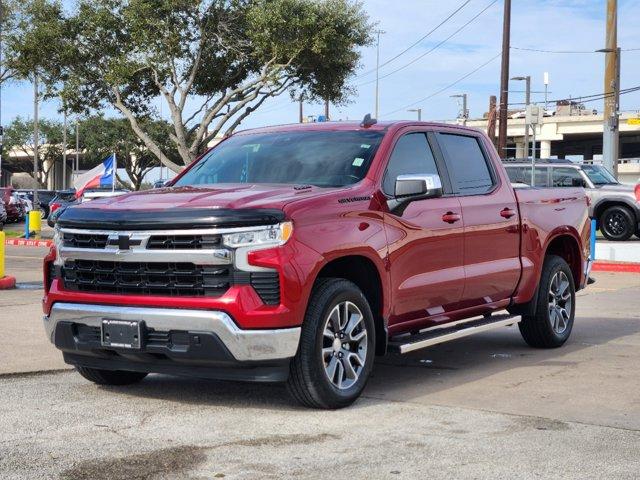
[43,303,301,362]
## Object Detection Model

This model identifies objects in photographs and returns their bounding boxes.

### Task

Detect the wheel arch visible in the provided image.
[544,234,582,287]
[593,199,638,227]
[314,254,387,355]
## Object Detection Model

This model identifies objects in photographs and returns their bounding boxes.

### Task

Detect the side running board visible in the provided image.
[387,314,520,354]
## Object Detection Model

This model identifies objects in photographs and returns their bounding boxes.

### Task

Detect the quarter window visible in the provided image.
[383,133,439,195]
[438,134,494,195]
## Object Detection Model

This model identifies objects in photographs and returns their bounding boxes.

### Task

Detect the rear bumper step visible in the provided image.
[388,314,520,354]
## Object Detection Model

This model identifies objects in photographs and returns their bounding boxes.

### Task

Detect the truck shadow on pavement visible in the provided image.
[94,315,639,410]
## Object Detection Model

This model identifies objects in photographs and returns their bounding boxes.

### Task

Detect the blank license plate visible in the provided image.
[101,319,142,349]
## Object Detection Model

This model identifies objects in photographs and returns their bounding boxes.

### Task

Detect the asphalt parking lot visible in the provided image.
[1,246,640,479]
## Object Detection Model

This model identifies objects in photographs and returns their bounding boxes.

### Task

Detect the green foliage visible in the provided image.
[9,0,372,170]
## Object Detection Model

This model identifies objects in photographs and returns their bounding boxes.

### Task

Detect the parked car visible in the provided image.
[16,189,58,218]
[15,192,33,213]
[44,120,591,409]
[504,159,640,241]
[0,188,22,223]
[0,200,7,226]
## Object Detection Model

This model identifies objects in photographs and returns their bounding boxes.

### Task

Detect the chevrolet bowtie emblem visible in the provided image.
[117,235,131,250]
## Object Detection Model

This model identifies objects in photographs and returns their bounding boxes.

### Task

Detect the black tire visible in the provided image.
[287,278,376,409]
[635,230,640,240]
[600,205,635,241]
[76,366,148,385]
[519,255,576,348]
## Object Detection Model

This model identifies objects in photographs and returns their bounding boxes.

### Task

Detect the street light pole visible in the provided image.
[407,108,422,121]
[62,107,67,189]
[450,94,468,126]
[374,29,385,119]
[511,76,531,158]
[33,74,39,211]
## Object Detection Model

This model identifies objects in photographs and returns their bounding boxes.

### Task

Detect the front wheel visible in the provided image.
[287,278,375,409]
[600,205,635,241]
[519,255,576,348]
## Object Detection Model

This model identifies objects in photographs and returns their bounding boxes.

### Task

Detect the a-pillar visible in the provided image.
[540,140,551,159]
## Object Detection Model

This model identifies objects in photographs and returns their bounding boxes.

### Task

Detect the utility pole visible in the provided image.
[511,76,530,157]
[62,107,67,189]
[600,0,619,178]
[299,96,303,123]
[487,96,498,148]
[407,108,422,121]
[33,75,40,211]
[374,29,385,119]
[497,0,511,158]
[451,94,468,126]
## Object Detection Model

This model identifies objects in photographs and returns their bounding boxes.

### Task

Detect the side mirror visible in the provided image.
[389,173,443,215]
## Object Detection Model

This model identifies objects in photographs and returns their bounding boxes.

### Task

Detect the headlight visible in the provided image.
[222,222,293,249]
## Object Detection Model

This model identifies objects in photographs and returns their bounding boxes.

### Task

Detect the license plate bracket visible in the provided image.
[101,319,142,349]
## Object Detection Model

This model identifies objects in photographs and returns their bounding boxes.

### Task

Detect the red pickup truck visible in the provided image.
[43,119,592,409]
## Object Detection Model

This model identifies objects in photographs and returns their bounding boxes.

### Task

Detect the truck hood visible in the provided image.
[84,184,335,211]
[57,184,339,230]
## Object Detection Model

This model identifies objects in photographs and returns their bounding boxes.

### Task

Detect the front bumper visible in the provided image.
[44,303,301,381]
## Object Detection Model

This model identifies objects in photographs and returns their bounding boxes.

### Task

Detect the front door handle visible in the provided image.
[500,208,516,219]
[442,212,461,224]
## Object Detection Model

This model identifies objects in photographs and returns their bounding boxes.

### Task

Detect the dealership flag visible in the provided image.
[73,153,116,197]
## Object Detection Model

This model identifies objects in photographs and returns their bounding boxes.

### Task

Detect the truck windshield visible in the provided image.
[582,165,618,185]
[175,130,385,188]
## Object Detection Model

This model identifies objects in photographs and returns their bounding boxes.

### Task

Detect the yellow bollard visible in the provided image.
[0,231,4,278]
[28,210,42,234]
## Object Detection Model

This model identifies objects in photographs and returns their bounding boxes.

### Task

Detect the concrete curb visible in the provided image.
[0,276,17,289]
[4,238,53,248]
[593,261,640,273]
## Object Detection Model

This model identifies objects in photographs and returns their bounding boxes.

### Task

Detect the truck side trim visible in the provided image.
[44,303,300,362]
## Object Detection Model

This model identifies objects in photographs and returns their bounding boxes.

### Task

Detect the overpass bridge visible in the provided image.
[467,111,640,184]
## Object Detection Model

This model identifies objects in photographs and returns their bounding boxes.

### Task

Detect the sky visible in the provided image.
[3,0,640,132]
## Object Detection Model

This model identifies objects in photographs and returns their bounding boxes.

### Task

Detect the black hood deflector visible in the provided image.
[57,207,285,230]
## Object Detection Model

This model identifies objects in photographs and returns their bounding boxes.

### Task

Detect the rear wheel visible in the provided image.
[76,366,148,385]
[287,278,375,409]
[519,255,575,348]
[600,205,634,241]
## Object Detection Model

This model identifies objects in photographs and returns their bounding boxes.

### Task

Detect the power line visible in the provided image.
[356,0,499,87]
[511,46,640,54]
[508,85,640,106]
[383,53,501,117]
[355,0,473,79]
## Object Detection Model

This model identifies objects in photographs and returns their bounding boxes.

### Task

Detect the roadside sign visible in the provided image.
[627,118,640,125]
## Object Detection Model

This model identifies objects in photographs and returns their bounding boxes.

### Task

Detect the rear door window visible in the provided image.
[437,134,495,195]
[382,133,439,195]
[552,167,585,187]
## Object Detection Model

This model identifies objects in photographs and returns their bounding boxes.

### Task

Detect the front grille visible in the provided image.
[61,260,231,297]
[147,234,222,250]
[62,232,109,249]
[250,272,280,305]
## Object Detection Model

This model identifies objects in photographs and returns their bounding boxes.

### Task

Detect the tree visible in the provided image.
[4,116,67,187]
[13,0,372,172]
[79,116,181,191]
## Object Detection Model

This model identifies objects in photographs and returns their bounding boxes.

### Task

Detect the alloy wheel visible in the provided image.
[322,301,368,390]
[548,271,572,334]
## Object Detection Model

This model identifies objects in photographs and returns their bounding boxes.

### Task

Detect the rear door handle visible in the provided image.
[442,212,461,224]
[500,208,516,219]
